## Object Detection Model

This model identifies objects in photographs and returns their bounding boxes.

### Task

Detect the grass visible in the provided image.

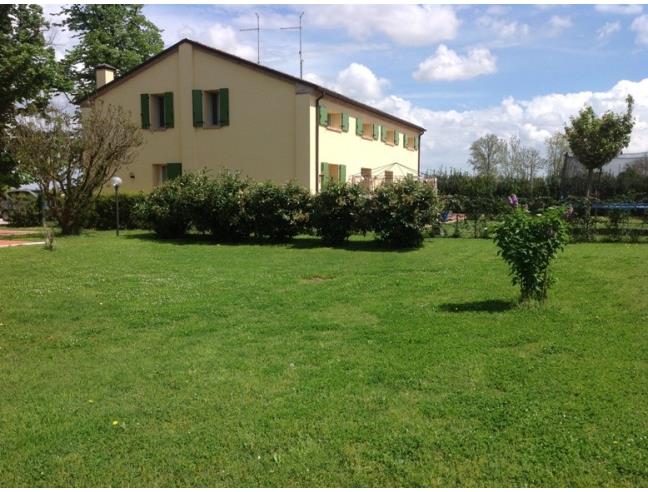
[1,231,647,486]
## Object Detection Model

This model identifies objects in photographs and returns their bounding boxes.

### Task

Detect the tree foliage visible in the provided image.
[468,133,507,177]
[564,96,634,197]
[0,4,63,191]
[9,103,142,234]
[56,4,164,101]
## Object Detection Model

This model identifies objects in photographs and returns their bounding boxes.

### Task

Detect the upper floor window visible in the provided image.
[319,106,349,132]
[192,88,230,128]
[140,92,174,130]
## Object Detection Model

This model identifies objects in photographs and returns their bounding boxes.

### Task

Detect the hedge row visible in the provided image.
[134,171,440,248]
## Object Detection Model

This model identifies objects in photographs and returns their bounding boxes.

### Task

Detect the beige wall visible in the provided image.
[89,41,422,194]
[317,98,420,188]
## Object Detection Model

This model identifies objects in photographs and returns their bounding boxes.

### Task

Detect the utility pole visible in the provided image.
[240,12,261,64]
[280,12,304,78]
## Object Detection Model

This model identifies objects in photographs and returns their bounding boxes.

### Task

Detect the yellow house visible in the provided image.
[80,39,425,193]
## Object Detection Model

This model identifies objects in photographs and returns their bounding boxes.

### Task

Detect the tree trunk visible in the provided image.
[585,168,594,198]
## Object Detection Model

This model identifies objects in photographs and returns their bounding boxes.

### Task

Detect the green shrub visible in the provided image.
[7,193,41,227]
[368,178,439,248]
[193,171,253,241]
[135,173,207,238]
[311,182,365,245]
[606,209,630,242]
[246,181,311,241]
[493,207,569,302]
[86,193,147,230]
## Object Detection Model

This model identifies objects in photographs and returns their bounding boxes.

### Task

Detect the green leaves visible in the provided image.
[493,207,570,302]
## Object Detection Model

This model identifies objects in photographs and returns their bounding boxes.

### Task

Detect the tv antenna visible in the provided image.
[240,12,261,64]
[280,12,304,78]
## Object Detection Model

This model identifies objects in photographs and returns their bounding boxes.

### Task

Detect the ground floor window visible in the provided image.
[321,162,347,187]
[153,163,182,186]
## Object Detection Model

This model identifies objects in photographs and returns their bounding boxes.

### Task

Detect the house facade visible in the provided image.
[80,39,425,194]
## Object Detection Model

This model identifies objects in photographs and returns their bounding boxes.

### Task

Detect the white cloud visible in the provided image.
[413,45,497,82]
[205,23,257,60]
[477,15,530,41]
[631,15,648,45]
[597,21,621,40]
[304,63,389,104]
[595,4,643,15]
[547,15,573,36]
[304,5,459,46]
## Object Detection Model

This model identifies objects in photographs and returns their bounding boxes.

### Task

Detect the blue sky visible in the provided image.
[46,4,648,172]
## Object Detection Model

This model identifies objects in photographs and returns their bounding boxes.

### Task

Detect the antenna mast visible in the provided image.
[240,12,261,64]
[280,12,304,78]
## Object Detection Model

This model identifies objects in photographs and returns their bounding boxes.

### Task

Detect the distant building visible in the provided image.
[79,39,425,193]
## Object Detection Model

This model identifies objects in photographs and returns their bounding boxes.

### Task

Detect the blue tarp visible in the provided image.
[591,203,648,210]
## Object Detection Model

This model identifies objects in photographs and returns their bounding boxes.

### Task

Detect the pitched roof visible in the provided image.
[79,38,426,133]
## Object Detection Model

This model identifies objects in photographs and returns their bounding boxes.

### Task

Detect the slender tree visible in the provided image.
[56,4,164,101]
[468,134,507,177]
[565,96,634,198]
[544,131,570,178]
[10,103,143,234]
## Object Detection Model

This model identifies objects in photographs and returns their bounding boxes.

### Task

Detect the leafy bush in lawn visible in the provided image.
[494,206,569,302]
[135,173,207,238]
[368,177,440,248]
[193,171,253,241]
[7,193,41,227]
[246,181,311,241]
[311,182,365,245]
[86,193,147,230]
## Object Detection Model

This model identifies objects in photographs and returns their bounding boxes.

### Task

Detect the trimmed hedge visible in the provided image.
[311,182,365,245]
[85,193,147,230]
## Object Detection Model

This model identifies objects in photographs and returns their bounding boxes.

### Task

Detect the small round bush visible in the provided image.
[311,182,364,245]
[86,193,147,230]
[135,173,207,238]
[246,181,311,241]
[494,206,569,302]
[368,178,439,248]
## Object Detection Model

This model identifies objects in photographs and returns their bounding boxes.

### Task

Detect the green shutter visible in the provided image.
[166,163,182,180]
[321,162,330,188]
[372,124,379,140]
[380,125,386,142]
[403,134,408,148]
[163,92,174,128]
[356,117,363,136]
[218,88,229,126]
[339,164,346,184]
[192,89,203,127]
[393,131,399,145]
[341,113,349,132]
[414,136,419,150]
[140,94,150,129]
[319,106,328,126]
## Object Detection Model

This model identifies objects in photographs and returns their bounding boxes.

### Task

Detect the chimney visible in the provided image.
[95,64,116,88]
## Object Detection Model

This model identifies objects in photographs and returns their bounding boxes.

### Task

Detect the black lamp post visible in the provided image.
[111,176,122,236]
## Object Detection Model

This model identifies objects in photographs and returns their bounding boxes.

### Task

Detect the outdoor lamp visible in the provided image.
[111,176,122,236]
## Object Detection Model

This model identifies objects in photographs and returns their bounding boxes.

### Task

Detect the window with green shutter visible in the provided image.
[165,163,182,180]
[372,124,379,140]
[414,136,419,150]
[393,131,399,145]
[380,125,387,142]
[140,94,150,129]
[218,88,229,126]
[192,90,203,127]
[356,117,363,136]
[339,164,346,183]
[403,134,408,148]
[163,92,174,128]
[319,106,328,126]
[341,113,349,132]
[321,162,330,188]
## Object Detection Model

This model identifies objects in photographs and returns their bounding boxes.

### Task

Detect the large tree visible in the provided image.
[56,4,164,101]
[10,103,142,234]
[0,4,62,191]
[468,133,507,177]
[565,96,634,198]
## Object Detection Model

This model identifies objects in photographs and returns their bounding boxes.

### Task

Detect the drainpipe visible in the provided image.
[315,91,325,193]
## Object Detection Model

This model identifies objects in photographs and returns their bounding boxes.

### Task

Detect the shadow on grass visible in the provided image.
[123,232,421,252]
[439,299,516,313]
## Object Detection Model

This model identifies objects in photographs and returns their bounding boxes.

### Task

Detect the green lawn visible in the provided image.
[1,231,647,486]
